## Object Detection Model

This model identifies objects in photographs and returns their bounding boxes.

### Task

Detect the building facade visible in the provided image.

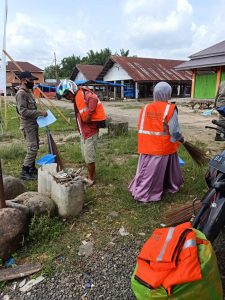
[97,56,192,100]
[6,61,44,95]
[175,40,225,99]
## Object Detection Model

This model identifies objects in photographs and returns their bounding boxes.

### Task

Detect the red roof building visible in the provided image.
[6,61,44,95]
[70,64,103,81]
[97,56,192,99]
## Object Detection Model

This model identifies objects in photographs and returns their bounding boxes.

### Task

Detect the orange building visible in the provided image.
[6,61,44,95]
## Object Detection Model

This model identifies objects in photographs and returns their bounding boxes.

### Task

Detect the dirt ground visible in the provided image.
[34,97,224,154]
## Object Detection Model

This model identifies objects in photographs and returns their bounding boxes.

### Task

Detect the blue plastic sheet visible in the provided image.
[202,109,214,116]
[178,156,185,166]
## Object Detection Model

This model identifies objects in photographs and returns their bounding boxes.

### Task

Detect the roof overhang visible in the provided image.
[175,55,225,70]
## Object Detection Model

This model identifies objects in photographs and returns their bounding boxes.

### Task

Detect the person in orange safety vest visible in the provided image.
[129,81,184,202]
[56,79,106,186]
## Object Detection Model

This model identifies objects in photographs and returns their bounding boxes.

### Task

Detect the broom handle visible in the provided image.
[46,126,53,154]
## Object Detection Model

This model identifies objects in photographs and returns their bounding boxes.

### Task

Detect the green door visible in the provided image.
[221,72,225,82]
[194,73,216,99]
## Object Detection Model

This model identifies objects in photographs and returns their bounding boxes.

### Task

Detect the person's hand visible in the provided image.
[39,111,48,117]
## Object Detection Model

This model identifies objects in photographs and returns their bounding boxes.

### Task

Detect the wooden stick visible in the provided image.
[49,133,63,171]
[0,160,6,209]
[3,49,70,125]
[0,263,42,282]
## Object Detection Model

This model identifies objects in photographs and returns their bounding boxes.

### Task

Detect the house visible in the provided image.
[96,56,192,99]
[175,40,225,99]
[70,64,103,82]
[6,61,44,95]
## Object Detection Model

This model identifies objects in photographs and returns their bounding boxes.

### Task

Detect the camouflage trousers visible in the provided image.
[21,125,39,167]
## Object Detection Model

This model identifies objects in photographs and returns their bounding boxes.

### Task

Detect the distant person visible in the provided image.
[215,81,225,141]
[56,79,106,186]
[16,71,47,180]
[129,81,184,203]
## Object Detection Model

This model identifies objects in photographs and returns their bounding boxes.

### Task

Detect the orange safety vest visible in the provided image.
[135,222,204,295]
[75,87,106,122]
[138,102,180,155]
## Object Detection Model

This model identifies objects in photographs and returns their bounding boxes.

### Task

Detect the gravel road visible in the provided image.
[1,241,139,300]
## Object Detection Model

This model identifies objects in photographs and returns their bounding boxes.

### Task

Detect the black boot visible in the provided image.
[20,166,35,181]
[29,163,38,177]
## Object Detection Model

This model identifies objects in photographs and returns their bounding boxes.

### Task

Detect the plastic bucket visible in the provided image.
[36,154,56,165]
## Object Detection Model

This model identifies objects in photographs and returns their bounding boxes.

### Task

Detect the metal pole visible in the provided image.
[0,159,6,209]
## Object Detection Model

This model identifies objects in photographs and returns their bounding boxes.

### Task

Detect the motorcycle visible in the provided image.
[192,118,225,242]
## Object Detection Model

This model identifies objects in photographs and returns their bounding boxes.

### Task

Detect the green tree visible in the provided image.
[82,48,112,65]
[119,48,130,56]
[44,64,60,80]
[60,55,82,78]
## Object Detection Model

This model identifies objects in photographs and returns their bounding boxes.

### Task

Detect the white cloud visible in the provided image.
[123,0,194,57]
[6,13,96,68]
[2,0,225,68]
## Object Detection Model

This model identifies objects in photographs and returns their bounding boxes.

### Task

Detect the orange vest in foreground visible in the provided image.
[75,87,106,122]
[138,102,180,155]
[135,222,204,295]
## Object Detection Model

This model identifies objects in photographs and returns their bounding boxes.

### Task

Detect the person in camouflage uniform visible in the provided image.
[215,81,225,141]
[16,71,47,180]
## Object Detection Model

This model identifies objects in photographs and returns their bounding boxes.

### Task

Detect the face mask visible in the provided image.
[25,80,34,89]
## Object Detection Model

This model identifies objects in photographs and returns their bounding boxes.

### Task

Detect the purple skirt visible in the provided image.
[129,153,183,203]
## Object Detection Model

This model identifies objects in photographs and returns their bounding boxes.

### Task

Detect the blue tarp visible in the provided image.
[74,80,125,87]
[34,83,56,92]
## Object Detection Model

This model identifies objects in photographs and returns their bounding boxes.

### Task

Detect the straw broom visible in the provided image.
[163,141,209,226]
[163,198,202,227]
[182,141,209,166]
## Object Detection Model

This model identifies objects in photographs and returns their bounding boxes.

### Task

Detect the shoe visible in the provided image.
[29,165,38,179]
[29,166,38,175]
[215,136,225,141]
[20,166,36,181]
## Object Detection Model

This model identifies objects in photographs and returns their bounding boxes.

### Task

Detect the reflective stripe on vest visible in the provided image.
[79,107,89,114]
[138,103,170,136]
[157,227,175,262]
[182,239,196,249]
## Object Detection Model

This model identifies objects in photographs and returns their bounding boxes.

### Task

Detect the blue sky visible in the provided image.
[0,0,225,69]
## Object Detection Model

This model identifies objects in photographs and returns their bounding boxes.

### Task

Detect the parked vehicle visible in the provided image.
[192,118,225,242]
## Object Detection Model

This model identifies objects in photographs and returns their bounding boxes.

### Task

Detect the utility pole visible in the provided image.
[54,52,59,83]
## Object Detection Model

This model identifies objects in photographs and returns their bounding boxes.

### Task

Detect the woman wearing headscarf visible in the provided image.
[129,82,184,203]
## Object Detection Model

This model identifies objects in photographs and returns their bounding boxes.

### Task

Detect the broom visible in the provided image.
[182,141,209,166]
[162,141,209,226]
[163,198,202,227]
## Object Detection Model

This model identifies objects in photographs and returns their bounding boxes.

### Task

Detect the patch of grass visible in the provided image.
[15,216,66,276]
[0,143,26,160]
